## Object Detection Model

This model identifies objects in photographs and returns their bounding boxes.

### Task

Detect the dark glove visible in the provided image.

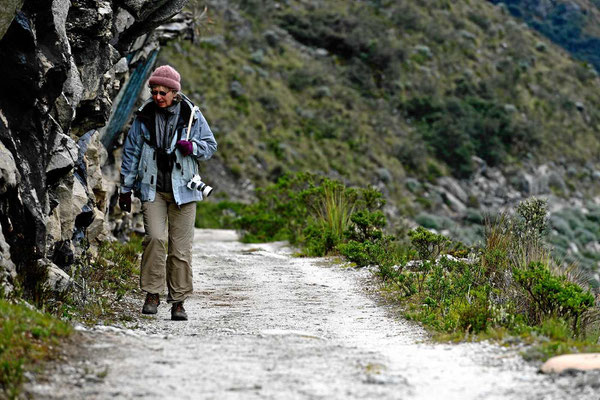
[176,140,193,157]
[119,192,132,213]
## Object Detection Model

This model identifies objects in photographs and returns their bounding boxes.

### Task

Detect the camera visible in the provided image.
[187,175,214,197]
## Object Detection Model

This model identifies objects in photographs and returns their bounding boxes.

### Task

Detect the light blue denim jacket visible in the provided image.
[120,94,217,205]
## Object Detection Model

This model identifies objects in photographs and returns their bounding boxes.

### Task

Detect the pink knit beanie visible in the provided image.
[148,65,181,91]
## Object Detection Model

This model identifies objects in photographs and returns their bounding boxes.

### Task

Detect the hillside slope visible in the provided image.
[490,0,600,70]
[162,0,600,205]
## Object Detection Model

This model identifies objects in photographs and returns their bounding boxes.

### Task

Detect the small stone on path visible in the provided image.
[541,353,600,374]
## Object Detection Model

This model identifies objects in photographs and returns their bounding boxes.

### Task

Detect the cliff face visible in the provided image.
[0,0,189,292]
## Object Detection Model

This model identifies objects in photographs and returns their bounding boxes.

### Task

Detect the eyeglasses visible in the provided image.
[150,90,171,96]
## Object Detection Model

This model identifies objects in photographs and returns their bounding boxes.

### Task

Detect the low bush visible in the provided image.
[514,261,594,332]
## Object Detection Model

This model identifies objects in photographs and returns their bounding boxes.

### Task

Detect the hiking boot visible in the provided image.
[171,302,188,321]
[142,293,160,314]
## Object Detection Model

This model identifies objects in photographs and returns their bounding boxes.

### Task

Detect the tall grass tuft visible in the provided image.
[306,179,357,248]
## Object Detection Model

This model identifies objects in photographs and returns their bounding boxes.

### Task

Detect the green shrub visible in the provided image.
[195,200,244,229]
[338,235,402,267]
[403,95,537,177]
[235,173,388,257]
[453,286,493,333]
[235,173,312,243]
[408,226,450,261]
[514,261,595,332]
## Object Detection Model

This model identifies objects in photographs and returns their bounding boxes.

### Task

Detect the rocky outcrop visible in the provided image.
[0,0,190,292]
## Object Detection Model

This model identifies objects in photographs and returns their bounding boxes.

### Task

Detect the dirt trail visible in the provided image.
[27,229,600,399]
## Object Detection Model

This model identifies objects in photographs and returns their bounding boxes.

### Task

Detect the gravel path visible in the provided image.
[26,229,600,399]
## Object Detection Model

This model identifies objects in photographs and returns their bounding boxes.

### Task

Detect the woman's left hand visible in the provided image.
[176,140,193,156]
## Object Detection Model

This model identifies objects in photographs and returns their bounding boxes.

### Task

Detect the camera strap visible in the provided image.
[185,105,199,141]
[185,105,200,176]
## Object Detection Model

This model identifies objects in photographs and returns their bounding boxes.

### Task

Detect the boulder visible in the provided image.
[229,80,245,98]
[250,49,265,64]
[541,353,600,374]
[80,131,108,212]
[377,168,392,184]
[263,30,279,47]
[46,132,78,177]
[200,35,226,50]
[41,259,72,292]
[0,141,18,194]
[0,227,16,293]
[438,176,468,203]
[441,190,467,214]
[87,208,106,242]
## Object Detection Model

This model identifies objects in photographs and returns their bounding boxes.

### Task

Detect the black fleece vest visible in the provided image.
[136,101,192,193]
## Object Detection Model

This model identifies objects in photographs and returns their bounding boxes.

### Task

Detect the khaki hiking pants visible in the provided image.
[140,192,196,303]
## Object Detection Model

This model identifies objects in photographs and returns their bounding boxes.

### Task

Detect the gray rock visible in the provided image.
[547,171,567,193]
[113,57,129,75]
[46,132,78,175]
[441,190,467,214]
[242,65,256,75]
[0,227,16,293]
[511,171,535,195]
[73,177,91,220]
[405,178,422,193]
[250,49,265,64]
[413,45,433,59]
[535,41,547,52]
[256,67,269,78]
[87,208,106,242]
[438,176,468,203]
[263,30,278,47]
[47,178,75,243]
[460,30,477,42]
[200,35,226,50]
[229,81,245,98]
[377,168,392,184]
[313,86,331,98]
[113,7,135,34]
[42,259,73,292]
[0,141,18,195]
[82,131,108,212]
[51,0,70,43]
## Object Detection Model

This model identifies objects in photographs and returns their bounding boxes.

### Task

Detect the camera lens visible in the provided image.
[202,185,213,197]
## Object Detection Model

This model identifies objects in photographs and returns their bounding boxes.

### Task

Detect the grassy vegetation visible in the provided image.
[213,175,600,360]
[56,234,143,324]
[0,300,71,399]
[1,235,143,398]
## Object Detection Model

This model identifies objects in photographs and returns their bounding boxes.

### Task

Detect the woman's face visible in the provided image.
[150,85,176,108]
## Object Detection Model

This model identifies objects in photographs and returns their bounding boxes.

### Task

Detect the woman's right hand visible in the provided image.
[119,192,132,212]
